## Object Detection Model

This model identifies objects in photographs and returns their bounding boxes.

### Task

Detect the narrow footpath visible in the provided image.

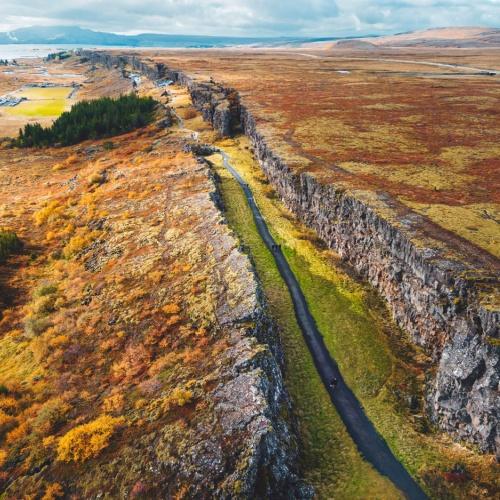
[219,151,427,500]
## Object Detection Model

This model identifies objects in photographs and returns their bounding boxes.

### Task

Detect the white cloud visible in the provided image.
[0,0,498,36]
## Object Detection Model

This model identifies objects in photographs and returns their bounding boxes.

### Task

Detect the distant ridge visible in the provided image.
[0,25,343,48]
[330,26,500,49]
[371,26,500,47]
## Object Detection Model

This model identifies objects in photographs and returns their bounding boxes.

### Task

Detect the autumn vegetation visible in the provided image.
[1,50,498,498]
[0,81,257,495]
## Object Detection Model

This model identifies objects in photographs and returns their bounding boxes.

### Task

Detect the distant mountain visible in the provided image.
[0,25,339,48]
[303,26,500,51]
[371,26,500,48]
[335,26,500,49]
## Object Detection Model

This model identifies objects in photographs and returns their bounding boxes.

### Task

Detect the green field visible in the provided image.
[4,86,72,117]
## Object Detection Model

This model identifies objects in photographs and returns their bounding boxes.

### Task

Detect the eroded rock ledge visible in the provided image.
[81,50,499,457]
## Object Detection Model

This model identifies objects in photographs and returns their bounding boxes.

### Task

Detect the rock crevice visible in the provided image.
[81,50,499,457]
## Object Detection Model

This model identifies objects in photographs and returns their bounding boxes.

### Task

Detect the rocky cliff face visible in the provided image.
[236,121,499,457]
[81,51,499,457]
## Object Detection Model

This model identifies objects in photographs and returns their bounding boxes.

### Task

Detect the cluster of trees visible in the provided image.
[46,52,71,61]
[0,230,21,263]
[16,94,157,148]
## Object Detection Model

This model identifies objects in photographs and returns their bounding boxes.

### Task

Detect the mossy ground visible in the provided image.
[211,155,401,499]
[211,136,499,499]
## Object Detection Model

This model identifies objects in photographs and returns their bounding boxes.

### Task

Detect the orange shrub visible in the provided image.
[42,483,64,500]
[162,303,180,315]
[65,154,78,166]
[102,393,124,413]
[182,347,203,364]
[6,421,29,445]
[165,315,182,327]
[0,410,16,433]
[111,344,150,382]
[56,415,125,463]
[49,335,69,348]
[0,396,17,412]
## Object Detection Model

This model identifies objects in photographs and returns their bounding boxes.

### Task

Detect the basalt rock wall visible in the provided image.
[180,64,499,457]
[82,50,499,457]
[238,104,499,458]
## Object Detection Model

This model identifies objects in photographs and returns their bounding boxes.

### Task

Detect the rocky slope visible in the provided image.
[81,51,499,457]
[0,100,308,496]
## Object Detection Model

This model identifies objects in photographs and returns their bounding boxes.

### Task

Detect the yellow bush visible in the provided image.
[63,230,99,259]
[34,201,63,226]
[42,435,57,448]
[56,415,125,463]
[45,230,57,241]
[0,449,7,467]
[88,172,105,186]
[134,399,147,410]
[165,387,193,411]
[148,271,164,284]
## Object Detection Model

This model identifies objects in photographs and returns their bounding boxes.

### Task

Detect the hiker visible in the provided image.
[329,377,338,390]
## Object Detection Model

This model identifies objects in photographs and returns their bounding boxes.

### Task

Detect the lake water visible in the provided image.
[0,44,123,61]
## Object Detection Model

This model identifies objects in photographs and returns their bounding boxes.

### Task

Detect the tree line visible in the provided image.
[15,94,157,148]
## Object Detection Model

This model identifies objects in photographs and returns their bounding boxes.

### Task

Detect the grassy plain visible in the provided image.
[150,49,500,265]
[2,87,72,118]
[0,57,132,136]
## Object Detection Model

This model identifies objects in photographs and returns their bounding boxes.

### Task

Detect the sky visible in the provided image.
[0,0,499,37]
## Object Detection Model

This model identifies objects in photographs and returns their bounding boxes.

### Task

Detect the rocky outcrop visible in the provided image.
[82,51,499,457]
[192,160,311,497]
[79,51,239,137]
[78,50,167,81]
[65,52,309,496]
[176,69,499,457]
